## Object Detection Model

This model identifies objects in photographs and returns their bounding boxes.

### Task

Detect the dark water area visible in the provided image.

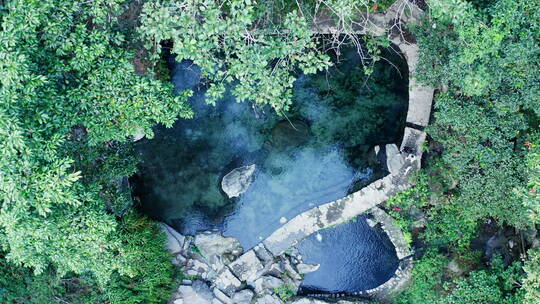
[132,45,407,292]
[296,215,399,293]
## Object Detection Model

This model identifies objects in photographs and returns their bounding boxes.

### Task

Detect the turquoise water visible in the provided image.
[133,46,407,292]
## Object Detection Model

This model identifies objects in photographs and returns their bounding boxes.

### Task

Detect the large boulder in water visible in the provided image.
[221,164,256,198]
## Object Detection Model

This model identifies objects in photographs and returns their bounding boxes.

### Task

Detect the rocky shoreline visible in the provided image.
[161,203,413,304]
[162,225,325,304]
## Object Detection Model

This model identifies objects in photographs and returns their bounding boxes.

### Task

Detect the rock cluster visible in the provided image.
[162,224,321,304]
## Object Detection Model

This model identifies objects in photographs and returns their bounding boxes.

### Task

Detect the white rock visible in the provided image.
[316,233,323,242]
[177,280,214,304]
[253,244,274,264]
[209,255,225,272]
[366,218,378,228]
[194,231,243,261]
[264,263,285,277]
[447,259,463,275]
[386,143,405,176]
[185,269,199,277]
[215,268,242,296]
[132,128,145,141]
[282,260,302,281]
[221,164,256,198]
[252,276,284,294]
[175,254,188,265]
[173,299,184,304]
[279,217,288,224]
[533,237,540,249]
[192,259,210,273]
[182,237,192,252]
[296,263,320,274]
[228,250,264,282]
[290,299,328,304]
[213,288,233,304]
[255,294,283,304]
[232,289,254,304]
[160,223,185,254]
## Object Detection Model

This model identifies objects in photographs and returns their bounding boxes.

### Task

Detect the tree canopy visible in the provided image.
[0,0,189,292]
[0,0,539,303]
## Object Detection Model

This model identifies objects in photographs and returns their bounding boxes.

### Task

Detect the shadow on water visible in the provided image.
[131,44,408,293]
[296,215,399,293]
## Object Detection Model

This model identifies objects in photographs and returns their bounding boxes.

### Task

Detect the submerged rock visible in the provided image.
[270,119,311,150]
[221,164,256,198]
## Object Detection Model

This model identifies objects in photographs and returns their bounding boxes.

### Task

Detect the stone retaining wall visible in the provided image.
[363,208,413,298]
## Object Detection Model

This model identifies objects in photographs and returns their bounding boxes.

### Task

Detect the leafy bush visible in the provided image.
[274,284,297,301]
[395,249,448,304]
[139,0,331,111]
[0,216,176,304]
[0,0,189,290]
[523,249,540,304]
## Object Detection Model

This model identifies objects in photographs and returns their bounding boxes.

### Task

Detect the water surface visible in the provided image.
[297,215,399,293]
[132,46,407,292]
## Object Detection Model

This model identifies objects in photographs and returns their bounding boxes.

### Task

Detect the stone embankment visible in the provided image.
[162,226,323,304]
[164,0,434,303]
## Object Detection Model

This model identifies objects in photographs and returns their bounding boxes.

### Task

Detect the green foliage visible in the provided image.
[0,216,176,304]
[395,249,448,304]
[139,0,331,111]
[517,135,540,224]
[386,174,431,246]
[437,258,524,304]
[104,215,176,304]
[0,0,189,291]
[523,249,540,304]
[411,0,539,238]
[138,0,400,112]
[274,284,296,301]
[397,0,540,302]
[397,253,525,304]
[419,0,540,104]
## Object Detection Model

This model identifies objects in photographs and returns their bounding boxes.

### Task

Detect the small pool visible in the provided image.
[296,215,399,293]
[132,45,408,293]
